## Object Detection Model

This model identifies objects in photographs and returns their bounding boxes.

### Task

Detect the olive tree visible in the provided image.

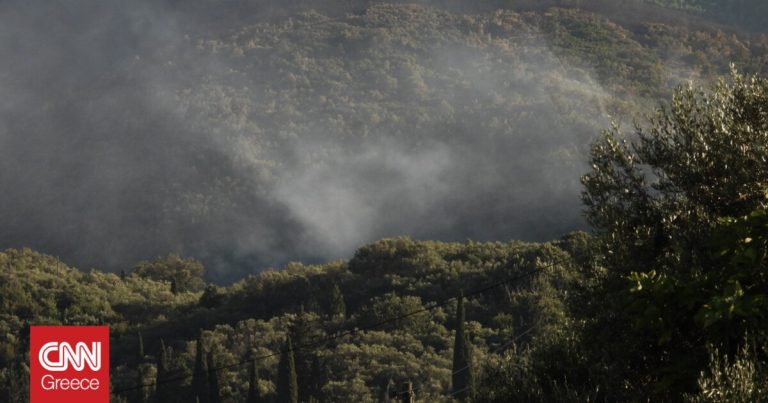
[580,69,768,398]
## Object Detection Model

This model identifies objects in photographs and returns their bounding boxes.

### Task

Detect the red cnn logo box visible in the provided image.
[30,326,110,403]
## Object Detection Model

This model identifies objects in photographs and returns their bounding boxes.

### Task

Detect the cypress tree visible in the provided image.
[135,332,146,403]
[207,352,221,403]
[157,340,168,378]
[290,307,314,402]
[192,332,209,403]
[452,293,474,401]
[277,337,298,403]
[138,331,145,361]
[136,364,146,403]
[154,340,170,403]
[247,358,261,403]
[328,283,346,319]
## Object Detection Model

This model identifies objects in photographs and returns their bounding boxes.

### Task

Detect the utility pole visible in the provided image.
[399,382,413,403]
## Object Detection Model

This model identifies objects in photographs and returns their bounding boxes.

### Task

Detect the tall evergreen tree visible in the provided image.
[452,293,474,401]
[290,307,320,402]
[154,340,171,403]
[135,331,147,403]
[157,339,168,377]
[328,283,346,319]
[192,332,209,403]
[277,337,298,403]
[137,331,145,361]
[136,364,147,403]
[247,357,261,403]
[207,352,221,403]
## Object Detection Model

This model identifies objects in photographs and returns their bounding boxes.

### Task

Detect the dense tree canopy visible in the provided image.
[579,69,768,398]
[133,255,207,293]
[1,1,767,402]
[0,235,578,402]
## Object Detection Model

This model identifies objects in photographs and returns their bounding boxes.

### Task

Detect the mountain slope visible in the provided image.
[2,2,765,279]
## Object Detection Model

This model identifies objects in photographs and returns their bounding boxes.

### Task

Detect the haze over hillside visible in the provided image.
[1,0,765,281]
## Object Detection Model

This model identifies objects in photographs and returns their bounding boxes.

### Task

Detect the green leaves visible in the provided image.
[626,270,684,345]
[580,69,768,397]
[695,280,742,327]
[625,203,768,335]
[695,207,768,329]
[132,254,207,293]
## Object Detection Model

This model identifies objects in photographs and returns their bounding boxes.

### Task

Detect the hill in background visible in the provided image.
[2,1,768,401]
[0,0,766,280]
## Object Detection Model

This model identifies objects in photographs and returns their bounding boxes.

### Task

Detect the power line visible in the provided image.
[451,320,540,377]
[115,252,575,394]
[408,319,542,398]
[116,255,570,394]
[446,321,541,399]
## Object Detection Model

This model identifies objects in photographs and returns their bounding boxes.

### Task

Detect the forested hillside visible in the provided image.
[2,0,767,280]
[646,0,768,30]
[1,0,767,401]
[0,236,586,402]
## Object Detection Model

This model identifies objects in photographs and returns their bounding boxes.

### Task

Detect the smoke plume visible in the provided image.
[0,1,611,281]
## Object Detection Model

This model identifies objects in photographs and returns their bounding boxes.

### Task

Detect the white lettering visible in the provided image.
[39,341,101,371]
[41,374,100,391]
